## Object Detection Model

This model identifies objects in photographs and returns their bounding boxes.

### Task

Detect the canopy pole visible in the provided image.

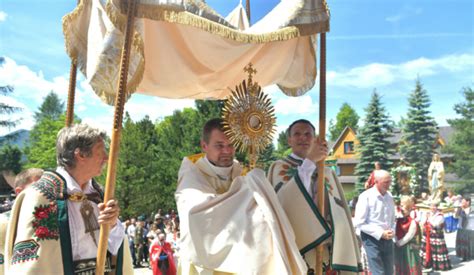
[65,60,77,126]
[95,0,137,274]
[246,0,251,22]
[315,32,327,275]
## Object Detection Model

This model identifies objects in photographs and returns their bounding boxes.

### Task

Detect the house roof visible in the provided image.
[438,126,455,145]
[329,126,356,152]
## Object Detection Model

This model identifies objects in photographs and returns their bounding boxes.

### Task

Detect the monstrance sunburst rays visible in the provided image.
[222,63,276,169]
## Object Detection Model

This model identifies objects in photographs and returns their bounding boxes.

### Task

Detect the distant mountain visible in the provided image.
[0,129,30,149]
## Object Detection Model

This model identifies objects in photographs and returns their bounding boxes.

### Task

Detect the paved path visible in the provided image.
[133,231,473,274]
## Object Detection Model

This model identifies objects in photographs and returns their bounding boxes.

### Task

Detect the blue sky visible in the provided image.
[0,0,473,139]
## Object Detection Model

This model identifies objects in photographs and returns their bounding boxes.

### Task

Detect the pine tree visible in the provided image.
[354,90,394,194]
[34,91,64,122]
[25,115,68,169]
[329,103,359,141]
[0,144,23,174]
[26,93,69,169]
[399,80,437,195]
[0,57,22,129]
[444,86,474,192]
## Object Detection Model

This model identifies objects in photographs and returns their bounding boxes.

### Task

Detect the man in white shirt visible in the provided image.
[5,124,132,274]
[353,169,396,275]
[267,119,361,273]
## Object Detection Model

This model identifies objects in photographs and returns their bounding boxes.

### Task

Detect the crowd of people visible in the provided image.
[123,209,179,274]
[0,119,472,275]
[352,169,473,275]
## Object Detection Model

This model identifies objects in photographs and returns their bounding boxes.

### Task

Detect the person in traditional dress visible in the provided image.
[364,161,381,189]
[175,118,313,274]
[444,190,459,232]
[0,168,43,275]
[267,119,361,273]
[4,124,133,274]
[456,197,474,261]
[428,154,445,202]
[149,233,176,275]
[354,170,396,275]
[394,196,422,275]
[419,201,451,272]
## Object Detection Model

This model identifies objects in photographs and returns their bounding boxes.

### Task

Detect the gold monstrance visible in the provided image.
[222,63,276,169]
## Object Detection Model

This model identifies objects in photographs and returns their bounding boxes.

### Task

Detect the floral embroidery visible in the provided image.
[32,203,59,241]
[11,240,40,264]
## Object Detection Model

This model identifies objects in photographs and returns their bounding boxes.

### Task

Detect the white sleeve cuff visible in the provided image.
[108,219,125,255]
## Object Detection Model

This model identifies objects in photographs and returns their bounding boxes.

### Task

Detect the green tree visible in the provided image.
[444,86,474,193]
[116,114,162,217]
[195,100,225,119]
[0,144,23,173]
[399,80,437,195]
[25,115,68,169]
[26,93,70,169]
[274,130,290,158]
[354,90,394,194]
[34,91,64,122]
[0,57,22,129]
[329,103,359,141]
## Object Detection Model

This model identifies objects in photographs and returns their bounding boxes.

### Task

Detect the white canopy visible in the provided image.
[63,0,330,104]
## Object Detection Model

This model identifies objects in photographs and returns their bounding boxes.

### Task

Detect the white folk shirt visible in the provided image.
[353,186,396,240]
[56,167,125,261]
[290,153,315,195]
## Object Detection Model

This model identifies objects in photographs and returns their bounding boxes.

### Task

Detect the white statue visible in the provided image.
[428,153,445,202]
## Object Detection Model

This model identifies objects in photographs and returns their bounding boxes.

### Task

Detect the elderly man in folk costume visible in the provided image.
[176,118,318,274]
[4,124,133,274]
[267,119,361,273]
[0,168,43,275]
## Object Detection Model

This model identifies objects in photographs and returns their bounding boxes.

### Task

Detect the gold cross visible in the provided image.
[244,63,257,83]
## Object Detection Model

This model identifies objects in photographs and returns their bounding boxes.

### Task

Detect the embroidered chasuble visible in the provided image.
[4,171,133,275]
[267,155,362,273]
[175,157,311,275]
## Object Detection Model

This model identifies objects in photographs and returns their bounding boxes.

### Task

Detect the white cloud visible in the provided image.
[0,57,67,103]
[273,95,318,115]
[328,53,474,89]
[0,11,7,22]
[124,96,195,122]
[81,116,114,136]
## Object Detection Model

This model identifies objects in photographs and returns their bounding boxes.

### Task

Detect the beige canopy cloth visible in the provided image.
[63,0,329,104]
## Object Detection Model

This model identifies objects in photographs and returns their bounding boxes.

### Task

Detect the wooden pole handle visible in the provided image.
[315,32,327,275]
[95,0,137,274]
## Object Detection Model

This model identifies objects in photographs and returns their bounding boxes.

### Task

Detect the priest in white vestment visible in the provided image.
[175,118,328,275]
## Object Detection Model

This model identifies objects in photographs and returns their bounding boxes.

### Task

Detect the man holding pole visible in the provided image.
[267,119,361,273]
[5,124,133,274]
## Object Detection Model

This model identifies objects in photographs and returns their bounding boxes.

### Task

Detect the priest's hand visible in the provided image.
[307,137,328,164]
[98,199,120,228]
